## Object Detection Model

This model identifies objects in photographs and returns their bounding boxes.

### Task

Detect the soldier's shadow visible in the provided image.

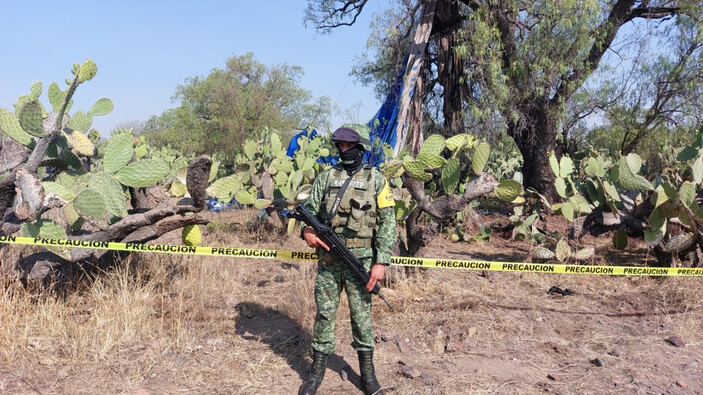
[234,302,363,391]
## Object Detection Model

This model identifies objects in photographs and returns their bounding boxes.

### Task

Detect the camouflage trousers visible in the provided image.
[311,257,374,354]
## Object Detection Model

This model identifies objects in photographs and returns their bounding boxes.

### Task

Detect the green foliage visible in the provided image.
[543,126,703,260]
[384,133,489,195]
[0,58,112,163]
[141,53,332,163]
[510,208,544,243]
[485,133,523,183]
[1,61,186,242]
[531,238,594,262]
[205,127,331,209]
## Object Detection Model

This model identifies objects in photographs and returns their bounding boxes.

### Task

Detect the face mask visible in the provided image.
[337,144,364,173]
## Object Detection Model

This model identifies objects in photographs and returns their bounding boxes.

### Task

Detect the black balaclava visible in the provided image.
[338,144,364,174]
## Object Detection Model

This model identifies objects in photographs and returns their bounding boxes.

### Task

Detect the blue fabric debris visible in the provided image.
[364,56,408,167]
[207,197,244,212]
[286,56,408,168]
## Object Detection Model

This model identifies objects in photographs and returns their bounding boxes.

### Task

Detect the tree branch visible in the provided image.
[403,173,498,219]
[551,0,637,106]
[629,6,680,19]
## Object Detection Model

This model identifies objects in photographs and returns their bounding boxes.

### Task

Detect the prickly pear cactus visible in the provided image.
[216,127,332,208]
[8,60,178,237]
[182,224,202,246]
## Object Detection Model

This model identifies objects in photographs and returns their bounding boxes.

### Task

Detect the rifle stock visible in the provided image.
[287,205,394,311]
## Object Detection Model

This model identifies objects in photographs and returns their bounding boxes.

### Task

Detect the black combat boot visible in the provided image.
[358,350,383,395]
[298,349,329,395]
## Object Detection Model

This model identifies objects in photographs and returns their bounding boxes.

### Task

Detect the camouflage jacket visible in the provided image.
[303,164,396,264]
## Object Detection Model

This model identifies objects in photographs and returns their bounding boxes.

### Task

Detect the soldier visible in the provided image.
[298,124,396,395]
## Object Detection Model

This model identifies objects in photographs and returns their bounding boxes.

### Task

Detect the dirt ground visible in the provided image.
[1,209,702,394]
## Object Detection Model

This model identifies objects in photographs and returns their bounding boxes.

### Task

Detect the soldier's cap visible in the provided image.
[331,127,371,146]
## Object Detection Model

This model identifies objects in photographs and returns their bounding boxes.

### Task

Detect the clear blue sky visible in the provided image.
[0,1,383,136]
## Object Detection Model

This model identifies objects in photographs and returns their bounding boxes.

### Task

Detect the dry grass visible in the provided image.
[0,209,702,394]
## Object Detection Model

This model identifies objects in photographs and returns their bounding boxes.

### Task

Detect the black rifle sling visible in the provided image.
[324,166,364,224]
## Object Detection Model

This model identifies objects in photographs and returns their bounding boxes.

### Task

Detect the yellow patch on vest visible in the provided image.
[377,180,395,208]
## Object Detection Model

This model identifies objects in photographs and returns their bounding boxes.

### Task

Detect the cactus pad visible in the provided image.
[445,134,471,152]
[87,129,101,144]
[68,110,93,132]
[78,58,98,82]
[679,182,696,207]
[63,202,83,231]
[275,158,294,174]
[382,159,404,179]
[89,172,128,218]
[417,153,446,169]
[555,239,571,262]
[42,182,76,202]
[532,246,556,260]
[290,170,304,190]
[235,189,255,205]
[419,134,445,156]
[29,81,43,101]
[21,219,67,240]
[274,171,288,187]
[208,159,219,182]
[244,140,257,160]
[301,157,316,171]
[554,177,568,199]
[270,133,282,157]
[206,175,242,199]
[573,247,595,260]
[584,157,606,178]
[18,101,45,137]
[615,157,652,191]
[104,135,135,173]
[90,98,114,116]
[254,199,271,209]
[182,225,202,246]
[62,127,95,156]
[169,180,187,197]
[74,188,107,219]
[403,160,432,182]
[494,180,522,202]
[472,141,490,174]
[114,159,168,187]
[549,153,560,177]
[287,217,297,235]
[558,156,573,178]
[135,144,148,159]
[662,233,695,253]
[0,109,34,146]
[48,82,66,112]
[612,230,628,250]
[625,153,643,175]
[441,157,460,194]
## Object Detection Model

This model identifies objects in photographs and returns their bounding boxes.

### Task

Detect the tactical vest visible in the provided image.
[323,166,377,243]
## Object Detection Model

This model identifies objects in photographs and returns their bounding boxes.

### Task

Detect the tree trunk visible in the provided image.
[407,63,425,156]
[436,0,464,136]
[508,101,558,201]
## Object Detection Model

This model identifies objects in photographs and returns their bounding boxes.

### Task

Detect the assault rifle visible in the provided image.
[286,204,394,311]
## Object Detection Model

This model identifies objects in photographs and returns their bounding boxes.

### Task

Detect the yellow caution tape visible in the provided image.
[2,235,702,276]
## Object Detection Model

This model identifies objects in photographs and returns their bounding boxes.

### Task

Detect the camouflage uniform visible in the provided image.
[303,164,396,354]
